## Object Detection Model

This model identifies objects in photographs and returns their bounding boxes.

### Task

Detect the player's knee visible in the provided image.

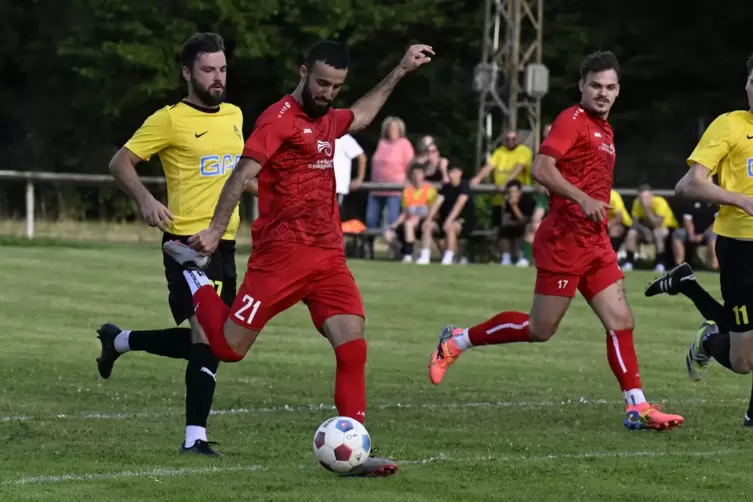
[730,351,753,374]
[528,318,558,342]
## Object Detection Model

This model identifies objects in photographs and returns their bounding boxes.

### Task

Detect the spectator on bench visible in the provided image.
[384,164,437,263]
[499,180,535,267]
[622,184,678,272]
[417,164,475,265]
[608,189,632,252]
[672,200,719,270]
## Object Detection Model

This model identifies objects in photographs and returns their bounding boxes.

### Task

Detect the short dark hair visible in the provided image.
[180,33,225,69]
[506,179,522,190]
[305,41,350,71]
[409,162,426,172]
[580,50,620,80]
[747,54,753,76]
[638,183,652,193]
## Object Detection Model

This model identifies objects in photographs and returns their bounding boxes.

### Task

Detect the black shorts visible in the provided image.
[499,224,526,240]
[162,232,237,325]
[491,205,504,229]
[395,219,425,241]
[435,216,475,239]
[716,235,753,331]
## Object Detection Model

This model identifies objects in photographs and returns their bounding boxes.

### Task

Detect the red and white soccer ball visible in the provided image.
[313,416,371,474]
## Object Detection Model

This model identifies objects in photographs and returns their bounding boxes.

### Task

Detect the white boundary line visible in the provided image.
[3,448,745,486]
[3,465,263,486]
[0,396,712,423]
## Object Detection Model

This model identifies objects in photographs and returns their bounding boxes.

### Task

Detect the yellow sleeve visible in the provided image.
[401,188,409,208]
[653,197,679,228]
[124,108,172,161]
[427,187,438,205]
[488,148,503,167]
[520,146,533,167]
[630,198,644,220]
[687,114,733,174]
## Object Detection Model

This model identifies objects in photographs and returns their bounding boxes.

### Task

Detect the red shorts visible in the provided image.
[229,242,365,332]
[533,237,623,301]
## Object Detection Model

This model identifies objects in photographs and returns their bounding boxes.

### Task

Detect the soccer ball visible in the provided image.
[312,416,371,473]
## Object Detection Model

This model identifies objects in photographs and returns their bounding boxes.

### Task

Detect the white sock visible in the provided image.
[185,426,207,448]
[182,270,211,295]
[624,388,646,406]
[452,328,473,352]
[442,250,454,261]
[113,330,131,353]
[419,248,431,260]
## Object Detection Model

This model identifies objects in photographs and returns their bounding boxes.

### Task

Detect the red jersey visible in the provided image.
[242,96,354,251]
[537,104,616,245]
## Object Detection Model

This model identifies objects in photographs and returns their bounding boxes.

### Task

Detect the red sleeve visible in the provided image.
[332,108,355,138]
[242,113,290,166]
[538,109,580,161]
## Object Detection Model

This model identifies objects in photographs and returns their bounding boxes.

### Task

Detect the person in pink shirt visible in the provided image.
[366,116,414,257]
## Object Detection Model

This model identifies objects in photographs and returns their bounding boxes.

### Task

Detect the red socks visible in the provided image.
[606,329,642,391]
[193,285,243,362]
[467,311,531,346]
[334,339,367,424]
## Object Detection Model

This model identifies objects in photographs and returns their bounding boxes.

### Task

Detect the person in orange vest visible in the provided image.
[384,164,438,262]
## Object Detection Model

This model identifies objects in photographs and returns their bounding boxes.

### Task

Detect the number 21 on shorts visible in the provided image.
[234,294,261,325]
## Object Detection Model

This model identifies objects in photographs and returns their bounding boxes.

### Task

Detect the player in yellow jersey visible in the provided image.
[607,189,631,251]
[94,33,248,456]
[645,54,753,426]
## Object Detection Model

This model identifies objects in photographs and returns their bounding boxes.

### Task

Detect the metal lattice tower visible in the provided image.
[474,0,544,171]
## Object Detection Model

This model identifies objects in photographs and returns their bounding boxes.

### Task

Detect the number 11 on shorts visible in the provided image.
[234,294,261,325]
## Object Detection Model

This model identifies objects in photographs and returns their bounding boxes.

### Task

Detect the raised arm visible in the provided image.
[349,45,434,132]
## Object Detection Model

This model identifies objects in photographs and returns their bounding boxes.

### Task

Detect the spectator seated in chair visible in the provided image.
[622,184,678,272]
[607,189,632,252]
[672,200,719,270]
[499,180,535,267]
[383,164,437,262]
[417,164,476,265]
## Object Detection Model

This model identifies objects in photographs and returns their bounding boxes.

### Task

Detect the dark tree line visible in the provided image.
[1,0,751,219]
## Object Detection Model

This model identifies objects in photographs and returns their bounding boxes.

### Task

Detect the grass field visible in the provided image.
[2,241,753,501]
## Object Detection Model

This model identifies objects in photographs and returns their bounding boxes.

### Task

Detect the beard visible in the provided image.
[301,79,331,118]
[191,74,225,107]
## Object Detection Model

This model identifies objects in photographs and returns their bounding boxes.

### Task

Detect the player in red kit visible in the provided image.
[427,51,684,431]
[162,40,433,477]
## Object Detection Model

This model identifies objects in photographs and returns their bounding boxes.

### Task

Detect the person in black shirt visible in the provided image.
[671,200,718,270]
[417,164,475,265]
[499,180,535,266]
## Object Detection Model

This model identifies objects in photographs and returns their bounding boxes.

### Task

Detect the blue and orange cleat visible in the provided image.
[624,402,684,431]
[428,325,464,385]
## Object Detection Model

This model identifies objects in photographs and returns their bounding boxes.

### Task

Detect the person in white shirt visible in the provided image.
[334,134,368,212]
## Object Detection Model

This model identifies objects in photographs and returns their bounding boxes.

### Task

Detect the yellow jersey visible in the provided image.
[687,111,753,239]
[125,101,244,240]
[488,144,533,205]
[401,182,437,218]
[609,190,632,227]
[631,195,678,229]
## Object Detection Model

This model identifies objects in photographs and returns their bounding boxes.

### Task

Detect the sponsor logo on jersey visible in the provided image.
[316,140,333,157]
